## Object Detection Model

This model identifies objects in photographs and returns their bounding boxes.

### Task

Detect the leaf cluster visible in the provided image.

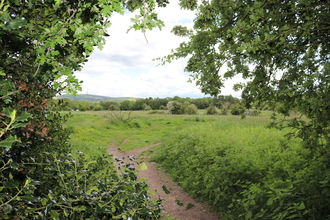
[1,0,170,219]
[162,0,330,160]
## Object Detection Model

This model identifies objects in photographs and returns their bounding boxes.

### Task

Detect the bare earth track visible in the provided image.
[108,138,220,220]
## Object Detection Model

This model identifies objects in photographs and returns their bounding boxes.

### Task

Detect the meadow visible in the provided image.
[64,110,329,219]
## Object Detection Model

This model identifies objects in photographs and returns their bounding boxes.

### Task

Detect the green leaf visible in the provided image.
[42,198,48,206]
[0,71,5,76]
[21,194,39,202]
[162,185,170,195]
[3,18,27,30]
[11,122,28,129]
[3,107,12,117]
[175,199,184,207]
[4,179,19,188]
[50,210,60,220]
[15,111,32,122]
[10,162,19,169]
[298,202,305,210]
[139,162,148,170]
[319,180,328,184]
[0,135,20,148]
[3,204,12,214]
[245,210,253,219]
[266,198,274,206]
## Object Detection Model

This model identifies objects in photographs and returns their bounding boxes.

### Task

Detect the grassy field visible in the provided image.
[64,110,274,156]
[63,110,328,219]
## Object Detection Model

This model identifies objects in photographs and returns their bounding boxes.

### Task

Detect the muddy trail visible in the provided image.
[108,138,220,220]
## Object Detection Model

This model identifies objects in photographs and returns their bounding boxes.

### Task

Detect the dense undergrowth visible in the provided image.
[152,118,330,219]
[1,110,164,219]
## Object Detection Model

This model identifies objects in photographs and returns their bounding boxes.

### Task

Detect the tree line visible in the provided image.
[52,95,241,112]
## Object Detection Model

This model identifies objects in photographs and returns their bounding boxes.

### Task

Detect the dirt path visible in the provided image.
[108,138,220,220]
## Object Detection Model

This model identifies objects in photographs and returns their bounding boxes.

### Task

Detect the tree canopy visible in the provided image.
[0,0,167,218]
[161,0,330,153]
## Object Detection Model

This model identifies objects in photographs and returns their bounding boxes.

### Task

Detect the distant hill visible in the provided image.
[55,94,139,102]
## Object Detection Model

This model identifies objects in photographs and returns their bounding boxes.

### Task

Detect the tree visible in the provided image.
[167,101,184,114]
[161,0,330,153]
[120,100,134,110]
[159,1,330,219]
[0,0,168,218]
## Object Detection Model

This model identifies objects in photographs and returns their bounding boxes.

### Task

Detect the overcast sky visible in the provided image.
[74,1,242,98]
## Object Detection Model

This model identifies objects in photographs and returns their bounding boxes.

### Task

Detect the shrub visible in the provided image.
[184,104,198,115]
[144,105,152,111]
[167,101,184,114]
[93,105,103,111]
[206,104,217,115]
[231,104,244,115]
[61,106,72,111]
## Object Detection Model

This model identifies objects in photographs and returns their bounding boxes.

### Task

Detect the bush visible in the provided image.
[0,109,162,219]
[144,105,152,111]
[231,104,244,115]
[61,106,72,111]
[152,121,330,219]
[93,105,103,111]
[184,104,198,115]
[206,104,217,115]
[167,101,184,114]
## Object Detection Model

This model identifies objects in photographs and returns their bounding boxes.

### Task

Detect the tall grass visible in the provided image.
[151,115,330,219]
[64,110,330,219]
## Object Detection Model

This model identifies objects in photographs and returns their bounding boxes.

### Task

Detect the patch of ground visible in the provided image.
[108,138,220,220]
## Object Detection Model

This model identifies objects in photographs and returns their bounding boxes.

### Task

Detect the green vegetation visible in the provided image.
[1,0,329,219]
[157,2,330,219]
[152,116,330,219]
[51,94,241,113]
[65,110,330,219]
[65,111,213,154]
[0,0,168,219]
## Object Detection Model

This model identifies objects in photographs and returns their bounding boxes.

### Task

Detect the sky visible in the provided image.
[74,1,242,99]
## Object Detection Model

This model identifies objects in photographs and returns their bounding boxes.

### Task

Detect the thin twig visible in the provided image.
[0,90,20,100]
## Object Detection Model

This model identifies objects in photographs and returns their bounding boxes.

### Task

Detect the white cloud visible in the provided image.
[74,1,242,98]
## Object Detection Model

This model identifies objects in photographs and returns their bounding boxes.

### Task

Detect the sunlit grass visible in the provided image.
[64,110,275,156]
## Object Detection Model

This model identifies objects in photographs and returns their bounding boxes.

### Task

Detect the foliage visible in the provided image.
[159,3,330,218]
[160,0,330,156]
[54,95,240,111]
[153,119,330,219]
[231,104,245,116]
[206,104,217,115]
[167,101,184,115]
[0,0,169,218]
[92,105,103,111]
[184,104,198,115]
[144,105,153,111]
